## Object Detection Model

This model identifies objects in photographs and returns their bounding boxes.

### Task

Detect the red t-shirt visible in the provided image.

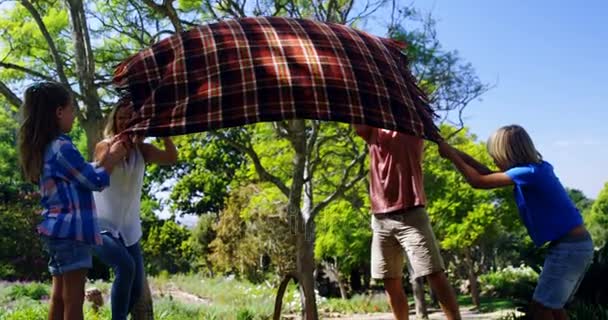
[355,125,426,214]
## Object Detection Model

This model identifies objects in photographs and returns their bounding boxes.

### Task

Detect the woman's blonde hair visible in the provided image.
[103,101,131,138]
[487,125,542,169]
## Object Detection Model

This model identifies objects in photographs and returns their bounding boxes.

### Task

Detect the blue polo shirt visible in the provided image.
[505,161,583,247]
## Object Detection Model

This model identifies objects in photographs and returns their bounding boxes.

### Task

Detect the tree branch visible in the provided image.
[203,0,221,20]
[88,9,149,47]
[19,0,70,86]
[142,0,184,33]
[326,0,338,22]
[305,121,320,171]
[273,121,290,139]
[151,30,176,42]
[0,80,22,109]
[210,131,290,197]
[346,0,385,24]
[340,0,355,23]
[217,0,246,18]
[310,150,367,218]
[0,62,86,102]
[0,62,55,82]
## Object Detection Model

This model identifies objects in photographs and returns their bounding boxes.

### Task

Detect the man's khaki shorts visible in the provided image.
[371,206,445,280]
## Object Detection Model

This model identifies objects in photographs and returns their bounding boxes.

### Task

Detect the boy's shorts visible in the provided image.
[371,206,445,280]
[41,236,93,276]
[533,234,593,309]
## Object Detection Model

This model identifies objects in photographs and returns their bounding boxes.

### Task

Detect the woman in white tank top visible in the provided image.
[93,104,177,320]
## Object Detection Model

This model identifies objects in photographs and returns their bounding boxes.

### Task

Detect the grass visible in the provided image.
[457,295,515,313]
[151,274,301,318]
[0,275,517,319]
[320,293,391,314]
[0,282,50,303]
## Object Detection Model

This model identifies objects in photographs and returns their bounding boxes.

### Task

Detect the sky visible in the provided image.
[366,0,607,198]
[1,0,605,200]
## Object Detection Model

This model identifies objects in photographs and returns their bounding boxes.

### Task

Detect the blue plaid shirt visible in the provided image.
[37,135,109,244]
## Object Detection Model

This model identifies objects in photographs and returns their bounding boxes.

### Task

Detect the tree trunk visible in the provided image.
[273,273,294,320]
[337,277,349,300]
[410,270,428,319]
[80,118,105,160]
[296,232,319,320]
[286,119,319,320]
[65,0,105,160]
[464,248,480,309]
[321,261,348,299]
[130,276,154,320]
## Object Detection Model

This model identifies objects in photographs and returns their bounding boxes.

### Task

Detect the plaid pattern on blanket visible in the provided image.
[112,16,441,141]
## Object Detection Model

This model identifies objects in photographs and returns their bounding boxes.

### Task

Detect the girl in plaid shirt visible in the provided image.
[18,82,128,320]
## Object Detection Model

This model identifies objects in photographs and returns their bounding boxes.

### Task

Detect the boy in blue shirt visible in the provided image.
[438,124,593,320]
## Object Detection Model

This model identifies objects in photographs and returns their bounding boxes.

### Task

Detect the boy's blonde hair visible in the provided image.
[487,125,542,169]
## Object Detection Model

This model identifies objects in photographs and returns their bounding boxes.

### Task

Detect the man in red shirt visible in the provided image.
[355,125,461,320]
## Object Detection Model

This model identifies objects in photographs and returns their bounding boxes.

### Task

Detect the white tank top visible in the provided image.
[94,146,145,247]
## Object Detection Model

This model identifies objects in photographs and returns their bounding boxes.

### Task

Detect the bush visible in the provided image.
[575,244,608,305]
[568,301,608,320]
[0,193,48,281]
[7,283,49,301]
[479,265,538,299]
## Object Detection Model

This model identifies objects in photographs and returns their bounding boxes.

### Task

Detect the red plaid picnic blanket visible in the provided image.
[112,16,441,141]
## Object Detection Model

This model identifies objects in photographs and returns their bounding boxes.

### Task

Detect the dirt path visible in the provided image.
[151,284,211,305]
[323,306,518,319]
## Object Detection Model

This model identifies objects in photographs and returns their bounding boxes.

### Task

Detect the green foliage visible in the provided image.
[425,125,519,250]
[315,194,371,276]
[0,108,27,198]
[187,214,217,275]
[210,184,295,280]
[0,108,52,280]
[567,188,594,214]
[145,132,248,216]
[587,182,608,247]
[142,218,194,275]
[478,265,538,299]
[0,3,70,84]
[66,119,88,157]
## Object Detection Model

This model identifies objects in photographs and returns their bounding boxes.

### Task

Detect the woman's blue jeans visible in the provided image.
[94,233,144,320]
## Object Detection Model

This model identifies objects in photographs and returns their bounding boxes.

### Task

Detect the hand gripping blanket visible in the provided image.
[112,16,441,141]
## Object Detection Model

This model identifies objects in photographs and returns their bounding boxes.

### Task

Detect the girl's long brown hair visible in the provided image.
[18,82,71,183]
